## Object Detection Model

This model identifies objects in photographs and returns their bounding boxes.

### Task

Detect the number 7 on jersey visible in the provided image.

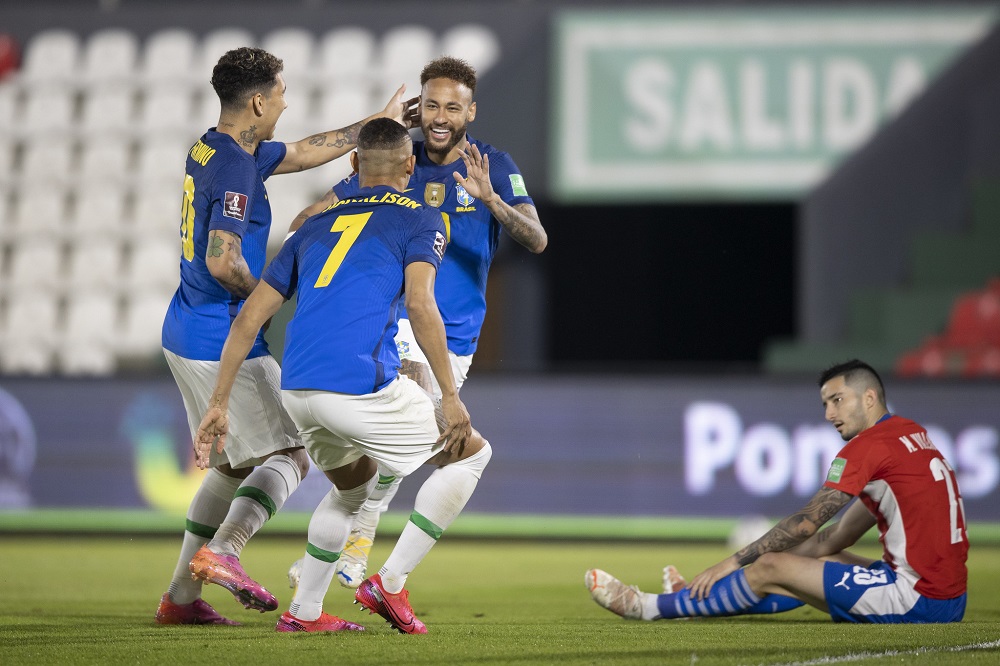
[313,212,373,288]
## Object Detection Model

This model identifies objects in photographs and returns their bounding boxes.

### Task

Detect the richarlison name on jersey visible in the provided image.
[189,140,216,167]
[326,192,423,211]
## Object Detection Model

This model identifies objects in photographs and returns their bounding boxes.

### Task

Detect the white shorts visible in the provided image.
[394,318,472,397]
[164,349,301,469]
[282,375,443,478]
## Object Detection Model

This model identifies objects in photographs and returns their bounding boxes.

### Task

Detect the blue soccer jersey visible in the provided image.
[264,185,447,395]
[333,135,533,355]
[162,130,286,361]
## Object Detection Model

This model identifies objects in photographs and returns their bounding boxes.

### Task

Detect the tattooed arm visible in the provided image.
[205,229,258,300]
[273,85,419,174]
[732,487,855,567]
[788,498,877,560]
[454,143,547,253]
[687,487,854,600]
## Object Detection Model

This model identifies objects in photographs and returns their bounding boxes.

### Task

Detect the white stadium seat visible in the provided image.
[440,24,501,75]
[141,28,198,89]
[7,185,68,241]
[318,27,376,85]
[76,136,132,188]
[58,290,119,375]
[79,84,137,138]
[261,27,316,87]
[0,291,61,375]
[69,187,129,240]
[64,237,123,295]
[16,87,76,138]
[120,288,173,357]
[80,28,140,88]
[123,237,180,292]
[377,26,438,100]
[16,29,81,88]
[4,240,65,293]
[197,28,256,87]
[18,138,75,188]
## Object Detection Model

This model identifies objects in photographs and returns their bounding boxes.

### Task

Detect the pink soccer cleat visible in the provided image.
[275,610,365,633]
[354,574,427,634]
[154,593,240,625]
[189,545,278,612]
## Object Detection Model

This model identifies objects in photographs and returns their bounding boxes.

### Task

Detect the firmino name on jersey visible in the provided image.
[189,140,216,166]
[899,432,937,453]
[333,192,422,209]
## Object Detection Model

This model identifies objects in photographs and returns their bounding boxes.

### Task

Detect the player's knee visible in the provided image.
[286,447,311,480]
[751,552,786,577]
[453,439,491,479]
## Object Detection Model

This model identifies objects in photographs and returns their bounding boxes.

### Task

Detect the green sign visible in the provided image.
[552,7,996,201]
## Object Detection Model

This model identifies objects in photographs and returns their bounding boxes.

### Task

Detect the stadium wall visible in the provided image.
[2,376,998,522]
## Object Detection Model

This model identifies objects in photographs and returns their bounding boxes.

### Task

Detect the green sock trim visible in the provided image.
[305,542,340,563]
[409,511,444,540]
[377,474,396,485]
[185,520,217,539]
[234,486,277,519]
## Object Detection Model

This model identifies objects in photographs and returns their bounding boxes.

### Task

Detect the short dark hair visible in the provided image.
[420,56,477,94]
[358,117,411,151]
[211,47,283,110]
[819,359,886,405]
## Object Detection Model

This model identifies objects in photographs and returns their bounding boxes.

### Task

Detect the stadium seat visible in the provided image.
[140,28,198,90]
[79,84,137,138]
[15,29,80,88]
[15,87,76,138]
[64,237,123,294]
[133,134,190,189]
[7,184,68,242]
[261,27,316,87]
[962,346,1000,378]
[80,28,139,88]
[274,85,314,143]
[0,291,60,375]
[138,80,199,134]
[76,136,132,188]
[58,290,119,375]
[4,239,65,293]
[68,186,129,241]
[0,133,15,190]
[18,135,75,187]
[119,288,174,357]
[377,26,438,101]
[318,27,376,85]
[317,83,371,134]
[123,237,179,293]
[440,24,501,74]
[0,84,16,132]
[131,186,183,241]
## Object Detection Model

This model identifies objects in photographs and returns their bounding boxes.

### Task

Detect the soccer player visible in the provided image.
[588,360,969,624]
[155,47,416,625]
[286,55,547,590]
[193,117,492,634]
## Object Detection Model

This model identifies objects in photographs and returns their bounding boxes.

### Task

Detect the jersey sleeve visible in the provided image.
[404,209,447,270]
[257,141,288,180]
[487,149,534,208]
[823,436,888,497]
[208,157,264,238]
[262,230,301,299]
[332,171,361,200]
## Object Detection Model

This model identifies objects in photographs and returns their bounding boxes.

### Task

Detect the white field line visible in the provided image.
[739,638,1000,666]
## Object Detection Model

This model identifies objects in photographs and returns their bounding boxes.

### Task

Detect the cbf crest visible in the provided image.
[424,182,446,208]
[455,184,473,207]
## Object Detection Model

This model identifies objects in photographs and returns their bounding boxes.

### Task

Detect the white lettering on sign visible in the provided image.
[684,402,999,498]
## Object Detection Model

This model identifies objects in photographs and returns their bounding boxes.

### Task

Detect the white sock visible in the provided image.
[380,443,491,593]
[167,469,241,604]
[289,476,376,621]
[642,593,662,620]
[353,472,402,538]
[210,454,301,556]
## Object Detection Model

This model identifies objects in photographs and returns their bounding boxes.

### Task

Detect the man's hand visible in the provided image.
[437,395,472,453]
[687,555,740,601]
[381,84,420,129]
[194,404,229,470]
[454,143,497,206]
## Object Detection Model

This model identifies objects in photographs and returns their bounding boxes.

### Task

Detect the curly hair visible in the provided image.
[211,47,284,110]
[420,56,477,94]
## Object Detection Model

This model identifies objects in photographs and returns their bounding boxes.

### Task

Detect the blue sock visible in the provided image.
[745,594,804,614]
[656,569,761,619]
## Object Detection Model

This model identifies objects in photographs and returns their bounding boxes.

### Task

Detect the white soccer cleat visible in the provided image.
[585,568,645,620]
[287,557,303,590]
[662,565,687,594]
[333,530,373,589]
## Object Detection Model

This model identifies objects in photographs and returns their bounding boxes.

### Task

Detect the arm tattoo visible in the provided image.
[208,232,257,299]
[239,125,258,148]
[400,359,434,394]
[306,121,364,150]
[735,487,852,567]
[208,233,225,258]
[495,203,545,251]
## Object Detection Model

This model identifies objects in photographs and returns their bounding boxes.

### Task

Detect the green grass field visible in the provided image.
[1,534,998,665]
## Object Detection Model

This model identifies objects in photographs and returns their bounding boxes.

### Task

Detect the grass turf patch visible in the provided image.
[0,537,997,665]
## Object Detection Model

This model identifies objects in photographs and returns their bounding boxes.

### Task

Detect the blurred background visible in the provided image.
[0,0,998,536]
